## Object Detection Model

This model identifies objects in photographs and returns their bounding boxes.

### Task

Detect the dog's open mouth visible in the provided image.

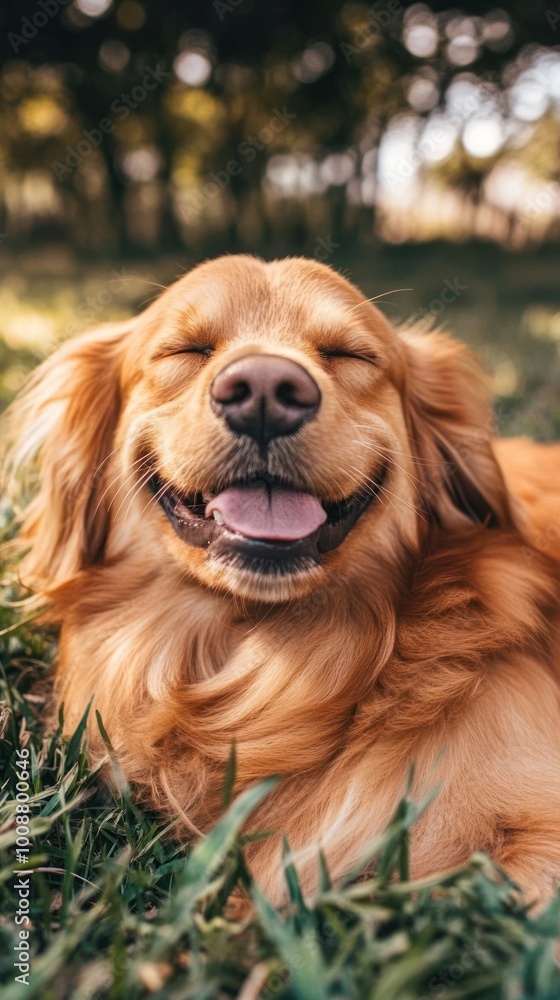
[150,467,387,574]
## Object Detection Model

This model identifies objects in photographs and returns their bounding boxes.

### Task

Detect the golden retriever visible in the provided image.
[7,255,560,903]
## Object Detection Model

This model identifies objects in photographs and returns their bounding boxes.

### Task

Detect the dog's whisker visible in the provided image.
[89,450,158,524]
[350,439,423,490]
[140,280,170,292]
[351,427,442,466]
[101,452,157,512]
[92,443,124,481]
[138,476,174,517]
[348,464,427,524]
[119,467,160,520]
[104,453,159,520]
[345,289,413,315]
[378,484,428,523]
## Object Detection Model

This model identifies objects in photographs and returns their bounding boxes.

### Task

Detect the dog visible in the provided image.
[7,255,560,904]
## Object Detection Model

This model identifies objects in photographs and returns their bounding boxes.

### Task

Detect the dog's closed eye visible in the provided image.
[318,347,380,366]
[153,343,216,361]
[170,344,215,358]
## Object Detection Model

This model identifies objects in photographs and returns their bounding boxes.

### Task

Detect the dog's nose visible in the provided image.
[211,354,321,445]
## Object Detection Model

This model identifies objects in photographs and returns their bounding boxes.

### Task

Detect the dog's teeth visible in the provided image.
[212,510,225,525]
[202,492,213,503]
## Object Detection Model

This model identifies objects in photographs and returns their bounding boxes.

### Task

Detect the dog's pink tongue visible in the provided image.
[206,482,326,541]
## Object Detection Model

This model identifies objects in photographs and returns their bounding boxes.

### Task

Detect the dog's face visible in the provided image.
[12,255,514,602]
[119,256,415,600]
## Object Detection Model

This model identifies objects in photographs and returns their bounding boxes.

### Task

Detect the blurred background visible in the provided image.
[1,0,559,436]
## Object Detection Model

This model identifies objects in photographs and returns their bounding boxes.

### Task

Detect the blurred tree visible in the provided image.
[0,0,559,255]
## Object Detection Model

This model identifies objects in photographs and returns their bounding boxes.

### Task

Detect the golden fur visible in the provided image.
[6,255,560,903]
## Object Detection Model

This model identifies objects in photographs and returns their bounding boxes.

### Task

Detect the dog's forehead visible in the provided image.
[158,255,394,347]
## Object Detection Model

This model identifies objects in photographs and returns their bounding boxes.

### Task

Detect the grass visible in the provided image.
[0,592,560,1000]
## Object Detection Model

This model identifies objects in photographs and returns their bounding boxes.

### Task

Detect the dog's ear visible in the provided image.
[6,321,129,590]
[402,330,515,531]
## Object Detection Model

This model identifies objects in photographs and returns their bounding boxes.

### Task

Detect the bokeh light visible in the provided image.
[74,0,113,16]
[98,40,131,73]
[173,52,213,88]
[462,117,505,158]
[116,0,145,30]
